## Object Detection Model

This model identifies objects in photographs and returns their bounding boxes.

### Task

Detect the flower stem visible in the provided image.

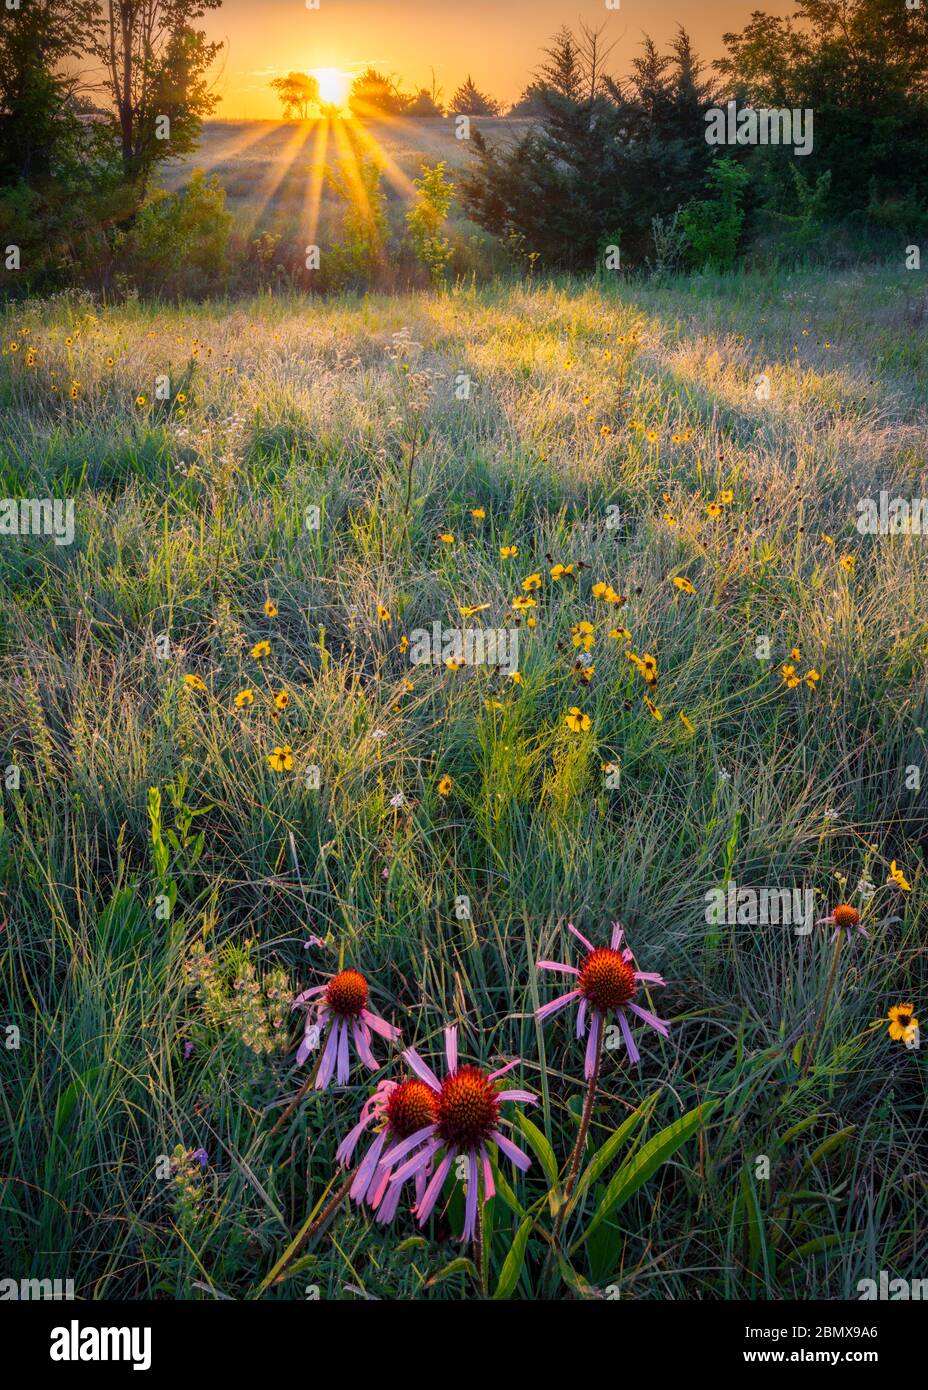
[803,930,843,1078]
[258,1172,353,1292]
[270,1048,324,1137]
[474,1197,487,1299]
[544,1016,605,1285]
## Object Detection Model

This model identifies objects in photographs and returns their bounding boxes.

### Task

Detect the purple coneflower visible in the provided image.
[336,1076,439,1224]
[536,921,669,1072]
[816,902,867,943]
[379,1026,535,1243]
[292,968,400,1088]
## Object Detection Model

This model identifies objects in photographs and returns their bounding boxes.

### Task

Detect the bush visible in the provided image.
[114,171,231,299]
[679,159,751,271]
[405,162,455,284]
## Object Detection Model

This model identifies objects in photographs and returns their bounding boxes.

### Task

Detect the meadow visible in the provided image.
[0,260,926,1300]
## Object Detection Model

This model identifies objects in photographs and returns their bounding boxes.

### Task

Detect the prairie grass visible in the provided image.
[0,263,925,1299]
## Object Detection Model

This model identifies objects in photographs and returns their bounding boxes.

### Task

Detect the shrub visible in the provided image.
[679,159,752,271]
[114,171,231,299]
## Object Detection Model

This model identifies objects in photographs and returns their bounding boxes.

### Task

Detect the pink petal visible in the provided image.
[536,989,580,1023]
[401,1047,441,1091]
[537,960,580,976]
[490,1129,531,1172]
[417,1150,455,1224]
[568,922,595,952]
[444,1025,458,1073]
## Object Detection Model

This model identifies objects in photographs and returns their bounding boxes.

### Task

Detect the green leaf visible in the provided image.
[492,1215,533,1300]
[489,1156,525,1218]
[54,1064,103,1136]
[424,1257,478,1289]
[513,1112,559,1191]
[574,1089,661,1204]
[574,1099,716,1250]
[802,1125,855,1172]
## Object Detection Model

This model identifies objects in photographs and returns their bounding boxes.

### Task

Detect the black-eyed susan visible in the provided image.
[470,507,486,520]
[804,668,820,689]
[274,689,290,711]
[444,657,463,671]
[251,639,271,659]
[673,576,696,594]
[577,664,595,684]
[887,1004,918,1043]
[234,688,255,708]
[608,626,632,641]
[136,394,147,407]
[645,429,659,444]
[183,673,207,692]
[570,620,594,652]
[264,599,279,617]
[512,594,536,612]
[706,501,722,520]
[679,711,695,735]
[550,562,575,580]
[719,488,734,505]
[509,670,523,684]
[437,773,453,796]
[564,706,591,733]
[780,663,801,688]
[592,581,623,604]
[500,544,518,559]
[377,604,391,623]
[398,634,410,655]
[458,602,490,618]
[839,553,855,574]
[268,745,294,772]
[521,572,542,592]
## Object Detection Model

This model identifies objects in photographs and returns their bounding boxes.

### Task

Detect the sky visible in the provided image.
[202,0,796,119]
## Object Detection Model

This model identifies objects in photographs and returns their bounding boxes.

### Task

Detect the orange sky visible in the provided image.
[203,0,796,119]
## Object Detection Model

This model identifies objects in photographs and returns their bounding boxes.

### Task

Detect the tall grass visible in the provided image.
[1,264,925,1299]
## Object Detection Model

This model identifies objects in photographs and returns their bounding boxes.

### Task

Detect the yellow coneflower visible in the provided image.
[264,599,278,617]
[234,688,255,708]
[673,576,696,594]
[887,860,912,892]
[268,745,294,772]
[437,774,453,796]
[500,544,518,559]
[564,706,591,733]
[251,639,271,659]
[887,1004,918,1042]
[521,573,542,592]
[183,674,207,692]
[275,689,289,710]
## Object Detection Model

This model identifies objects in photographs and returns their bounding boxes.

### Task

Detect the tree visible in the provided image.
[460,24,717,269]
[450,76,500,116]
[89,0,223,191]
[0,0,101,184]
[405,89,443,117]
[716,0,928,214]
[348,68,408,117]
[270,71,320,120]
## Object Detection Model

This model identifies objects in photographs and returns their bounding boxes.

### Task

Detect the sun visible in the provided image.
[312,67,350,111]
